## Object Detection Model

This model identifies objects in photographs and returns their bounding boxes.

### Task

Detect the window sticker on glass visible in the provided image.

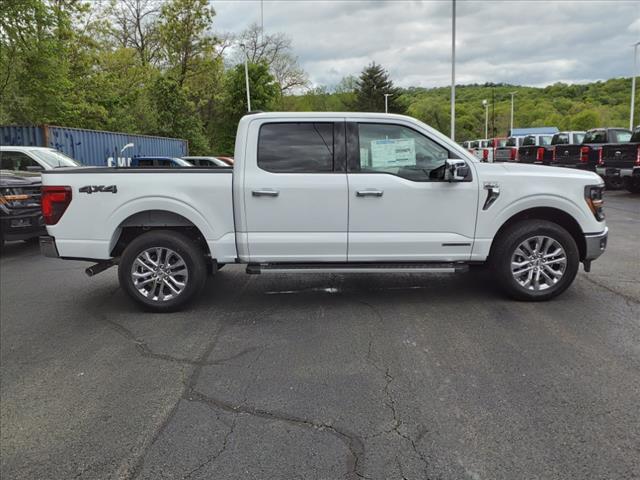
[360,148,370,167]
[370,138,416,168]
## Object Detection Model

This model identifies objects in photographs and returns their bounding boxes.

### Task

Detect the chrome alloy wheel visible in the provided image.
[131,247,189,301]
[510,235,567,291]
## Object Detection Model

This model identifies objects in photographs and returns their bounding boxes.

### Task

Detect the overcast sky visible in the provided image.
[212,0,640,89]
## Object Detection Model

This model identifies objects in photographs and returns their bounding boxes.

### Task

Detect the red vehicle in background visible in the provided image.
[478,137,507,162]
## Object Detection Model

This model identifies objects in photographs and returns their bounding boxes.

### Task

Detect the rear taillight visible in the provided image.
[552,146,557,163]
[42,186,72,225]
[580,146,590,163]
[536,147,545,162]
[510,148,517,161]
[636,145,640,166]
[597,148,603,166]
[482,149,489,161]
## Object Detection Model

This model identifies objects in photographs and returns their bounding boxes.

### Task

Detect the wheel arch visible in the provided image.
[109,210,211,258]
[488,207,586,261]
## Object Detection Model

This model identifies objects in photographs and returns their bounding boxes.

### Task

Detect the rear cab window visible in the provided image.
[553,133,569,145]
[611,130,632,143]
[539,136,552,146]
[584,130,607,144]
[258,123,334,173]
[522,136,536,146]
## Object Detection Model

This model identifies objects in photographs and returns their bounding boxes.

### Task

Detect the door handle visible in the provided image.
[356,189,383,197]
[252,189,280,197]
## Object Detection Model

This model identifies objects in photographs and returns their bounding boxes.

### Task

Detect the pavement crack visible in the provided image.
[186,389,369,480]
[581,274,639,306]
[181,416,236,480]
[356,298,430,478]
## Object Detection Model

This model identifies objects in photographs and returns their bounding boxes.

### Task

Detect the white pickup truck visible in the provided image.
[39,112,608,311]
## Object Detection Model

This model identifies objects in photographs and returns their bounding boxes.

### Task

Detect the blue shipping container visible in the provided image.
[0,125,188,166]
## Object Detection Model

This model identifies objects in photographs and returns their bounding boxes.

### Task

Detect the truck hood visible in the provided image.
[485,162,602,184]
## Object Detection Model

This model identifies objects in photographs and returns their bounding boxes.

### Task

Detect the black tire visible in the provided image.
[491,220,579,301]
[118,230,207,312]
[605,176,623,190]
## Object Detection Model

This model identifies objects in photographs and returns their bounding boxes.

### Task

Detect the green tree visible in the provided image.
[157,0,217,86]
[213,62,279,153]
[570,109,600,131]
[149,76,209,153]
[353,62,403,113]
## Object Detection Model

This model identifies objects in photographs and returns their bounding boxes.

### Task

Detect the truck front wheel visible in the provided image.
[491,220,579,301]
[118,230,207,312]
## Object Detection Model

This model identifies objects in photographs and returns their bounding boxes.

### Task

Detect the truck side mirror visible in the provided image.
[445,160,470,182]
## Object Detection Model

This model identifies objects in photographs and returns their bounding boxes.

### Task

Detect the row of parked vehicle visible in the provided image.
[461,126,640,193]
[0,146,235,248]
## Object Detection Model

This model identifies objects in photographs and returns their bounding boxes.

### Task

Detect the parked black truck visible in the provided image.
[553,128,631,170]
[516,134,555,165]
[598,127,640,193]
[0,172,44,249]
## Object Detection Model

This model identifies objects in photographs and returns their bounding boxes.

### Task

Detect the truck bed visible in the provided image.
[40,168,237,261]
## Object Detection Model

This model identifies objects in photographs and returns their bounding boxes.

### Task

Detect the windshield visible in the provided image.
[30,149,81,168]
[173,158,193,167]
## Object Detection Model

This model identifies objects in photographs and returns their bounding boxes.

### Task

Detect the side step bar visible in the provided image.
[246,262,469,275]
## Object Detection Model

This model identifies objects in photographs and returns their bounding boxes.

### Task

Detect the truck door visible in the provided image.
[242,120,348,262]
[346,121,478,262]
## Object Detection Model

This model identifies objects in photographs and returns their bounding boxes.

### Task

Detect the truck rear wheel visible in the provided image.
[118,230,207,312]
[491,220,579,301]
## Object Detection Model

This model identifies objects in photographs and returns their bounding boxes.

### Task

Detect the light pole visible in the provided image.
[384,93,392,113]
[450,0,456,141]
[239,43,251,112]
[482,99,488,139]
[630,41,640,130]
[509,92,516,135]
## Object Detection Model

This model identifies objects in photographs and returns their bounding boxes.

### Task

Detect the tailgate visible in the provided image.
[601,143,638,169]
[553,144,581,166]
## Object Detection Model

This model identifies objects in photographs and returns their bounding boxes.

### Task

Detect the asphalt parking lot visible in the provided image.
[1,191,639,480]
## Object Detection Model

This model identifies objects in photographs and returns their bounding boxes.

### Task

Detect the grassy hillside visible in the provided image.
[284,78,638,142]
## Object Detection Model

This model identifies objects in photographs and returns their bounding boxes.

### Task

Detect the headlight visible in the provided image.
[584,185,605,221]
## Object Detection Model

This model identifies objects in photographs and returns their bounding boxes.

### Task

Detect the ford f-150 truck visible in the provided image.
[553,128,632,172]
[516,134,554,165]
[39,113,608,311]
[597,127,640,193]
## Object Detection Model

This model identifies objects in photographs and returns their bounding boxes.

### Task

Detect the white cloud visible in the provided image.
[212,0,640,88]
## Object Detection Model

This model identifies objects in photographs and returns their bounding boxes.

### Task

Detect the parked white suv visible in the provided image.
[39,113,608,311]
[0,146,81,173]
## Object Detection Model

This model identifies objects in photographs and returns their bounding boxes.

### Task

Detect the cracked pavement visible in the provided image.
[1,191,639,480]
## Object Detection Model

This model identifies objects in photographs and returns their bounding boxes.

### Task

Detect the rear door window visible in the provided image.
[258,123,334,173]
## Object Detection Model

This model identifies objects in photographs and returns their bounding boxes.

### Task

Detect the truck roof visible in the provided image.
[509,127,559,136]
